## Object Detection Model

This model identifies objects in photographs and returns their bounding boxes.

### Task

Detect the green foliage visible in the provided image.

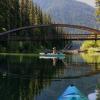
[81,40,100,51]
[95,0,100,22]
[0,0,68,53]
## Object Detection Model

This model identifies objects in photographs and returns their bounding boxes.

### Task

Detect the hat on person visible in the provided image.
[53,47,56,49]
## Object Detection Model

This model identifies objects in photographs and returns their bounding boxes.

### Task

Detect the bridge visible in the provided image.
[0,24,100,41]
[1,33,100,41]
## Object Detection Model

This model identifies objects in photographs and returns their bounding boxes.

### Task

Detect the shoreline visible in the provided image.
[62,49,100,54]
[0,53,39,57]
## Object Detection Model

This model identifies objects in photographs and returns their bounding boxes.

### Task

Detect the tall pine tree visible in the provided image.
[96,0,100,22]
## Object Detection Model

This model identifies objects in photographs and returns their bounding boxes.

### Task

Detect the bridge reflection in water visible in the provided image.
[0,54,100,100]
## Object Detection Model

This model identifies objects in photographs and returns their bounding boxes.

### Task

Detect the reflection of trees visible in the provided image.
[81,53,100,69]
[0,55,65,100]
[0,77,46,100]
[62,54,100,78]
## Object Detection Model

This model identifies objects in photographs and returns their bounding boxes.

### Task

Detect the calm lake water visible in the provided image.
[0,53,100,100]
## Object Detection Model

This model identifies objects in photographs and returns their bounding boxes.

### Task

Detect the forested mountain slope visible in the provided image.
[33,0,98,28]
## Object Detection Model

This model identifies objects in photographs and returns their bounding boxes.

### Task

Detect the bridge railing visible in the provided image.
[57,33,100,40]
[1,33,100,41]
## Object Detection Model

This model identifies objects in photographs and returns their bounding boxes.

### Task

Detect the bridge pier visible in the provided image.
[95,33,97,47]
[95,33,97,41]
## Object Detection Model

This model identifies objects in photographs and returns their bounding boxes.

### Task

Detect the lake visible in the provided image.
[0,53,100,100]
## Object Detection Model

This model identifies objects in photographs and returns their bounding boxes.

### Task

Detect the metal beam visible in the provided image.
[0,24,100,36]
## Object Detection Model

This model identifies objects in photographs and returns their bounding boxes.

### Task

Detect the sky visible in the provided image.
[76,0,96,7]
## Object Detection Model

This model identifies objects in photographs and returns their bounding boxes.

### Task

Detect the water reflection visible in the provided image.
[0,55,65,100]
[62,54,100,78]
[0,54,100,100]
[0,55,65,79]
[81,53,100,63]
[81,53,100,69]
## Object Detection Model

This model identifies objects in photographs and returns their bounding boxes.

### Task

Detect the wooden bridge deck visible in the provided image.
[0,33,100,41]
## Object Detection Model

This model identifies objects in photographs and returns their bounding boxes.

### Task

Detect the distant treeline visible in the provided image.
[0,0,70,53]
[0,0,51,31]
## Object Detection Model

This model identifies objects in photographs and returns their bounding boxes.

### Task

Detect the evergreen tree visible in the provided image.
[96,0,100,22]
[0,0,68,53]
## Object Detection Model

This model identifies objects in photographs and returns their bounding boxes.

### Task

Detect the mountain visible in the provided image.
[33,0,98,28]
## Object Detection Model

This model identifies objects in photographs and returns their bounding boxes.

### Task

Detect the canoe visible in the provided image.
[39,53,65,59]
[58,85,88,100]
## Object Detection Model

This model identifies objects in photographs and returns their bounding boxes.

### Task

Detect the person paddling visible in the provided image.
[53,47,57,54]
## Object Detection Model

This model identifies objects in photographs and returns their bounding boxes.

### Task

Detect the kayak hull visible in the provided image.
[39,53,65,59]
[58,85,88,100]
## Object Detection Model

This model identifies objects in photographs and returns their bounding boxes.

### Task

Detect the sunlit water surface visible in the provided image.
[0,53,100,100]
